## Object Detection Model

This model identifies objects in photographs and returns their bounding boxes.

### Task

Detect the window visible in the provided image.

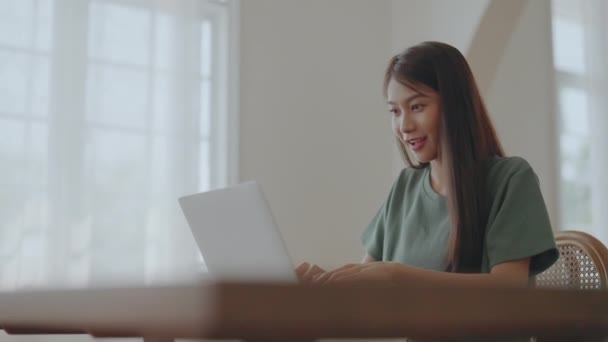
[0,0,238,289]
[551,0,608,242]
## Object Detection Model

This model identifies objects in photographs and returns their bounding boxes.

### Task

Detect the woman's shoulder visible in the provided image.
[485,156,538,189]
[486,155,534,176]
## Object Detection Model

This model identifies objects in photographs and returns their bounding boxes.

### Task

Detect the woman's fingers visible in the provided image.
[314,264,364,284]
[295,262,309,274]
[304,264,325,278]
[295,262,310,280]
[298,262,380,285]
[295,262,326,283]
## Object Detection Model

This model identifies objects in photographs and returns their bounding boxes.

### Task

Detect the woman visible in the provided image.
[297,41,558,290]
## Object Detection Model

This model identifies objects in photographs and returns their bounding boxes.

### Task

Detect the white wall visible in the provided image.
[239,0,395,269]
[390,0,490,54]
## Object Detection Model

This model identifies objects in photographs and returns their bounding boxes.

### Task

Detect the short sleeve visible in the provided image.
[361,171,405,261]
[361,205,385,261]
[485,164,559,276]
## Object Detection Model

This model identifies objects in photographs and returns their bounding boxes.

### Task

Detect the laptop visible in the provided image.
[178,181,298,283]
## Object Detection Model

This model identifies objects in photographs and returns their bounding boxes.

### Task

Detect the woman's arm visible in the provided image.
[295,262,326,283]
[393,257,531,287]
[315,257,531,288]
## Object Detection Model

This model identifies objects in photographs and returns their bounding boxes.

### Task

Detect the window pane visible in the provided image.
[150,136,171,198]
[0,190,25,260]
[0,246,19,289]
[559,87,588,135]
[89,1,151,66]
[0,53,49,117]
[0,0,34,49]
[144,136,172,283]
[0,119,25,185]
[155,13,177,71]
[22,190,49,231]
[66,253,90,287]
[18,231,48,286]
[84,129,148,283]
[31,57,50,117]
[199,139,210,191]
[560,134,590,182]
[67,210,92,288]
[200,80,211,137]
[561,180,592,230]
[34,0,54,51]
[0,0,233,289]
[153,74,174,133]
[25,122,48,188]
[87,65,149,129]
[0,51,29,115]
[0,191,26,289]
[201,20,212,77]
[552,17,585,74]
[85,129,147,190]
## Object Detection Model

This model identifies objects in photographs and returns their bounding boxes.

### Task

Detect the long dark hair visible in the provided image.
[383,41,505,273]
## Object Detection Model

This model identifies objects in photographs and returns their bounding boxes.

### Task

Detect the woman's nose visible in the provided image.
[400,115,414,134]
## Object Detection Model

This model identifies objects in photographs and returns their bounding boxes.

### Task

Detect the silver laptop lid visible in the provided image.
[179,181,296,282]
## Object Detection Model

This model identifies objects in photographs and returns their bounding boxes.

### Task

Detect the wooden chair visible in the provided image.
[532,231,608,342]
[535,230,608,290]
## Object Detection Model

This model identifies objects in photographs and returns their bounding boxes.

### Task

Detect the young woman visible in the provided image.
[296,41,558,289]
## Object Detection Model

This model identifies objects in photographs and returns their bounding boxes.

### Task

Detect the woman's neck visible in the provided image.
[429,159,448,197]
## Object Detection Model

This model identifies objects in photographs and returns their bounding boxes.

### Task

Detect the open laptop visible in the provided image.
[178,181,297,283]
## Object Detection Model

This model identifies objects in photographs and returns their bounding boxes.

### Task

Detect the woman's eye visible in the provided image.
[389,108,399,115]
[411,104,425,112]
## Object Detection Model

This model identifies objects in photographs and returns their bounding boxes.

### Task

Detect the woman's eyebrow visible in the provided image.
[387,93,427,105]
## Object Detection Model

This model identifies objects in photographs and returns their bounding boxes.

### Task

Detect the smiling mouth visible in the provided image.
[407,137,426,144]
[407,137,427,151]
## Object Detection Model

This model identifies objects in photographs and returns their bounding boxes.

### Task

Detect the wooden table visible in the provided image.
[0,281,607,341]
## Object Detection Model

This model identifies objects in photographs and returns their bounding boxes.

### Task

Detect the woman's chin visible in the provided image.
[412,151,437,164]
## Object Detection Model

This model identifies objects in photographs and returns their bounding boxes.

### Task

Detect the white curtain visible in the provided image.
[0,0,234,290]
[585,0,608,244]
[552,0,608,242]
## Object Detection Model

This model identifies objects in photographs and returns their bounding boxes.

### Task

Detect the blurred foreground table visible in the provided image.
[0,281,607,341]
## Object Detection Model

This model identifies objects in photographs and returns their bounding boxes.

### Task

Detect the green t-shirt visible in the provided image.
[362,156,558,276]
[361,156,558,342]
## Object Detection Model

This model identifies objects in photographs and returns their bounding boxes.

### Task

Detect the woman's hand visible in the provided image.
[312,262,404,286]
[295,262,326,284]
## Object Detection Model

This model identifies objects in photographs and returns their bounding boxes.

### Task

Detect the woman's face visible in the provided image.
[386,78,441,163]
